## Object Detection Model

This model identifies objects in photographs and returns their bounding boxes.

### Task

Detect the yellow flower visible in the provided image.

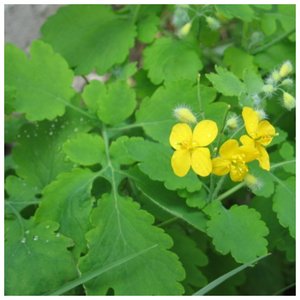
[212,139,259,182]
[241,107,276,171]
[169,120,218,177]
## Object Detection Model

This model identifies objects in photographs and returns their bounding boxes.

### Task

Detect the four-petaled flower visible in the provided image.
[212,139,259,182]
[169,120,218,177]
[240,107,276,170]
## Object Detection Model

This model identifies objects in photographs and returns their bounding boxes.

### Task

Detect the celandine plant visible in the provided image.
[5,4,295,296]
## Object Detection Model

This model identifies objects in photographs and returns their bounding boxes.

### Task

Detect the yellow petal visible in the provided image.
[169,123,193,150]
[191,147,212,177]
[240,134,255,147]
[171,149,191,177]
[229,164,248,182]
[242,107,259,139]
[257,145,270,171]
[193,120,218,147]
[239,145,259,163]
[219,139,239,159]
[256,120,276,146]
[212,157,230,176]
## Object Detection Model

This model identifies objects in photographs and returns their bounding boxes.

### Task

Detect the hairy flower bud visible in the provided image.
[283,92,295,111]
[173,106,197,124]
[244,174,262,190]
[262,84,275,96]
[271,70,281,83]
[279,61,293,78]
[206,16,220,31]
[255,109,268,120]
[226,115,239,129]
[178,22,192,37]
[281,78,293,86]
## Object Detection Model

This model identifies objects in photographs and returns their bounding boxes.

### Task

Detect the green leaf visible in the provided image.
[82,80,136,125]
[5,219,77,295]
[5,175,38,212]
[277,5,295,33]
[63,133,105,166]
[35,168,97,257]
[5,85,16,115]
[206,66,246,97]
[143,37,202,84]
[261,14,277,35]
[206,205,269,263]
[5,41,74,121]
[247,161,274,197]
[125,138,202,192]
[278,142,295,174]
[12,107,91,191]
[78,194,185,295]
[128,167,207,232]
[223,47,257,79]
[135,81,218,144]
[166,225,208,294]
[42,5,136,75]
[242,68,264,95]
[216,5,255,22]
[272,177,295,238]
[137,14,160,43]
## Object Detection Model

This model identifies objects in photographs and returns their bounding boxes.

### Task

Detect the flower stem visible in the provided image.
[197,74,205,119]
[215,182,245,202]
[270,160,295,170]
[211,176,226,200]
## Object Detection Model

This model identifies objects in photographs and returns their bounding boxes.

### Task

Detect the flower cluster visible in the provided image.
[169,106,276,182]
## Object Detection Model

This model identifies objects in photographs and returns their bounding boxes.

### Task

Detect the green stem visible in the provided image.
[197,74,205,119]
[132,5,140,23]
[211,176,226,200]
[215,105,231,154]
[270,160,295,170]
[209,175,215,201]
[157,217,178,228]
[66,102,97,121]
[215,182,245,202]
[251,29,295,55]
[229,125,245,139]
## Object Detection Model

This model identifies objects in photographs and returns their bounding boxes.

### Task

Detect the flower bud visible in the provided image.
[206,16,220,31]
[282,92,295,111]
[271,70,281,83]
[174,106,197,124]
[262,84,275,96]
[281,78,293,86]
[244,174,262,191]
[226,115,239,129]
[279,61,293,78]
[178,22,192,37]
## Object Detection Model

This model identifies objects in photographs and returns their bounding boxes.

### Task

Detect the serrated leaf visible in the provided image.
[12,107,91,191]
[128,167,207,232]
[35,168,97,257]
[79,194,185,295]
[166,226,208,294]
[143,37,202,84]
[272,177,295,238]
[135,81,218,144]
[5,41,74,121]
[82,80,136,125]
[206,205,269,263]
[42,5,136,75]
[216,5,255,22]
[63,133,105,166]
[224,47,257,79]
[5,176,38,212]
[5,219,77,295]
[125,138,202,192]
[137,14,160,43]
[206,66,246,97]
[242,68,264,95]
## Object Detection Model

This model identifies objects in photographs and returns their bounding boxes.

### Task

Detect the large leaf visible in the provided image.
[12,107,91,191]
[5,219,77,295]
[5,41,74,121]
[206,205,269,263]
[35,168,97,257]
[216,5,255,22]
[143,37,202,84]
[79,194,185,295]
[42,5,136,75]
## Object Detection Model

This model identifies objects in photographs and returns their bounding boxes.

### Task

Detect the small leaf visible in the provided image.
[82,80,136,125]
[79,194,185,295]
[137,14,160,43]
[63,133,105,166]
[206,205,269,263]
[278,142,295,174]
[216,5,255,22]
[272,176,295,238]
[5,41,74,121]
[206,66,246,97]
[143,37,202,84]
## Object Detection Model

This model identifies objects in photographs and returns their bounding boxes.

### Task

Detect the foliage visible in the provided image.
[5,4,295,296]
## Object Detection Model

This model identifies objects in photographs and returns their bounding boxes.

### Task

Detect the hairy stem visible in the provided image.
[215,182,245,202]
